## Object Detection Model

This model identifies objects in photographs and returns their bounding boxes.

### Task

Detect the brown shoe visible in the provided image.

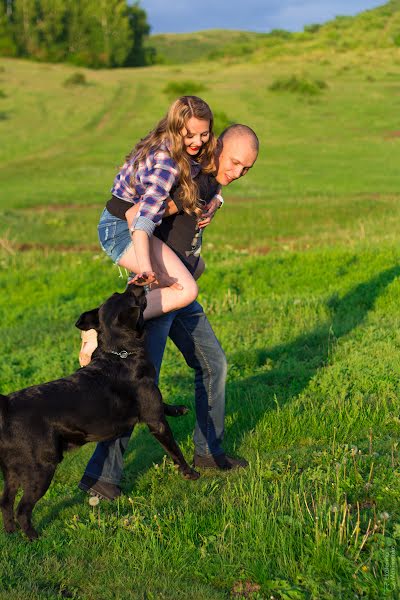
[79,329,98,367]
[193,453,248,471]
[78,475,121,501]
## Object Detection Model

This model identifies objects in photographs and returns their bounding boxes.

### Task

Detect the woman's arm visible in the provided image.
[125,199,180,285]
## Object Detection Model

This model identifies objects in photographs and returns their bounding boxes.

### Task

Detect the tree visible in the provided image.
[124,2,153,67]
[0,0,154,68]
[35,0,68,61]
[90,0,132,67]
[12,0,39,56]
[0,1,16,55]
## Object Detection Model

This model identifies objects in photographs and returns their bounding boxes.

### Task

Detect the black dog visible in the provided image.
[0,284,199,540]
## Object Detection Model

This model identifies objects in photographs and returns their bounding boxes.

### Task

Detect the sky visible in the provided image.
[139,0,385,35]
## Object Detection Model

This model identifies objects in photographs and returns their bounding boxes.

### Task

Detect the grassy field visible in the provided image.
[1,39,400,600]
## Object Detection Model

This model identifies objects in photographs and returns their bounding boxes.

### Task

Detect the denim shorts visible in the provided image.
[98,208,133,264]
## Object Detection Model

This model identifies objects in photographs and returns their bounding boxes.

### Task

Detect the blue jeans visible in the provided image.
[82,300,228,484]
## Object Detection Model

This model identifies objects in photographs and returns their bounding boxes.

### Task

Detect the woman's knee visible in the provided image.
[181,278,198,306]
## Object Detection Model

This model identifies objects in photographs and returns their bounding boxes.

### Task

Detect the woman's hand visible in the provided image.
[197,196,222,229]
[130,271,157,286]
[131,270,183,290]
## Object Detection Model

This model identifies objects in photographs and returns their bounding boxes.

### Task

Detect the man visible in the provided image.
[79,124,259,500]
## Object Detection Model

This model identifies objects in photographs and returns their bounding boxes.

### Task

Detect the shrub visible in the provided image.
[269,29,292,39]
[304,23,321,34]
[163,80,207,99]
[269,75,328,96]
[392,33,400,47]
[63,72,88,87]
[0,89,6,98]
[0,111,8,120]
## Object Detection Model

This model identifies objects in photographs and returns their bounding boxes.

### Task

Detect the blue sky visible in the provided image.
[139,0,385,34]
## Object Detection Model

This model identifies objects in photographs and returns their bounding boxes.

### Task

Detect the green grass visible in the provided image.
[1,46,400,598]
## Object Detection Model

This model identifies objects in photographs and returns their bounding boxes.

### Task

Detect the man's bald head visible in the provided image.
[219,124,259,152]
[215,124,259,186]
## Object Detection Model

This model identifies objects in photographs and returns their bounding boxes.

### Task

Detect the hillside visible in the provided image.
[146,0,400,64]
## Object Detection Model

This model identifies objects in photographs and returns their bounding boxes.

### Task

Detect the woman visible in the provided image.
[80,96,222,365]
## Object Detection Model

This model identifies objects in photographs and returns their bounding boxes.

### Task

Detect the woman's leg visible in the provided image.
[80,209,134,368]
[79,216,197,367]
[118,236,198,320]
[79,329,98,367]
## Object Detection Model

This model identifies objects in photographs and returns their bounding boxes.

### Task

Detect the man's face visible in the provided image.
[215,135,258,186]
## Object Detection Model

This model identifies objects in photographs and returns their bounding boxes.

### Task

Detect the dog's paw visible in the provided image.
[4,521,17,535]
[25,526,39,541]
[182,467,200,480]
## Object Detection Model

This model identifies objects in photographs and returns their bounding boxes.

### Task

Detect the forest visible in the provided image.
[0,0,153,68]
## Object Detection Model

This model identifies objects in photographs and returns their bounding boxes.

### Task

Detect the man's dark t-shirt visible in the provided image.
[154,172,219,276]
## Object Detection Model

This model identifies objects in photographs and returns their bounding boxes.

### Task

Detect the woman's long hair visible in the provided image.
[126,96,216,215]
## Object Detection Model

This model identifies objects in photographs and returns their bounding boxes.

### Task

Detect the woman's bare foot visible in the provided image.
[79,329,98,367]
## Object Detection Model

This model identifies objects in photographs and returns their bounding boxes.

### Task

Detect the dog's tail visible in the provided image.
[0,394,8,429]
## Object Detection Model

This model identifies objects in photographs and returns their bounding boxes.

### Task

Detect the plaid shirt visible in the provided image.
[111,141,202,236]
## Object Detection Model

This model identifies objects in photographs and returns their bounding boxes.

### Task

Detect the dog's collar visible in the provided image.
[107,350,134,359]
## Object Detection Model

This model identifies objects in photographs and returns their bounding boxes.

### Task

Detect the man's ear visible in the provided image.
[75,308,100,331]
[117,306,141,330]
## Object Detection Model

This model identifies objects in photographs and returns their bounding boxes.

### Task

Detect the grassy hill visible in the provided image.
[146,30,264,64]
[147,0,400,64]
[1,12,400,598]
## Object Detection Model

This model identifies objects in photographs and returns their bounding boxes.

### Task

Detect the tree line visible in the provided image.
[0,0,155,68]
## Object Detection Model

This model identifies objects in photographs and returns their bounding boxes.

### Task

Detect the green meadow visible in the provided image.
[1,22,400,600]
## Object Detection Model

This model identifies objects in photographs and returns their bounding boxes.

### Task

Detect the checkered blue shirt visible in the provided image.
[111,141,202,236]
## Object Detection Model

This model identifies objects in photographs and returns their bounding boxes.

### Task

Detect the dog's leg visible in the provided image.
[16,465,56,540]
[0,470,19,534]
[147,418,199,480]
[163,403,189,417]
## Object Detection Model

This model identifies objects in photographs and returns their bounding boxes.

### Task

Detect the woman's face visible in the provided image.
[181,117,210,157]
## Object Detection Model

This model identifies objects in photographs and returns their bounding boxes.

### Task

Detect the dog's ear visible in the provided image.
[117,306,141,330]
[75,308,100,331]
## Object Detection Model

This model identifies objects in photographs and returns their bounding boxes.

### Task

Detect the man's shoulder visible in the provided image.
[195,172,219,202]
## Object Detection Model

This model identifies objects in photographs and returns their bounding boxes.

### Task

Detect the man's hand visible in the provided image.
[197,196,222,229]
